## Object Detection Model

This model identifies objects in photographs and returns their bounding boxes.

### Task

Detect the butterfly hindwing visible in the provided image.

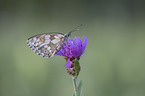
[27,33,65,58]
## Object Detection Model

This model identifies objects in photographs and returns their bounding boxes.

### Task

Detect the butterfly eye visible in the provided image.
[63,33,71,42]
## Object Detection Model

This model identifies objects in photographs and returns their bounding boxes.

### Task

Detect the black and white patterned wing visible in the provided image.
[27,33,65,58]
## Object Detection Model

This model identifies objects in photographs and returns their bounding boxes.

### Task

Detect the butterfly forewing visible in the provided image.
[27,33,65,58]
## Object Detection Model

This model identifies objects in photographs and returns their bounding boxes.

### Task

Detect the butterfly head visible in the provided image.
[63,24,83,41]
[64,32,71,41]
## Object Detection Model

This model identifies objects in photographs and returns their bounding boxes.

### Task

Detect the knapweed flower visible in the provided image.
[56,36,87,77]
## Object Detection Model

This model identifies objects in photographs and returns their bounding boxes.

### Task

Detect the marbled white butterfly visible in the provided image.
[27,24,82,58]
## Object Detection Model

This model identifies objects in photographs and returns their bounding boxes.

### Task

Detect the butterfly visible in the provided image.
[27,24,82,58]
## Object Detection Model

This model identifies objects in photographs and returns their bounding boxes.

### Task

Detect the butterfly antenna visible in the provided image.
[68,24,83,34]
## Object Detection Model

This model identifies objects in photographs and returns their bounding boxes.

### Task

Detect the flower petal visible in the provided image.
[65,58,71,69]
[56,36,87,59]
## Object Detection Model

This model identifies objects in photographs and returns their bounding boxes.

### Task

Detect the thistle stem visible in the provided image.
[73,77,78,96]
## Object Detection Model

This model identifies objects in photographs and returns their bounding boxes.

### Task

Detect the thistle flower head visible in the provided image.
[56,36,87,73]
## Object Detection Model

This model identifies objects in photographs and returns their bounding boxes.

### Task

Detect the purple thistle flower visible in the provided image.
[56,36,87,69]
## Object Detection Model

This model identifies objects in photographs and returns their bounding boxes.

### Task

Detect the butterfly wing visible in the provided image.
[27,33,65,58]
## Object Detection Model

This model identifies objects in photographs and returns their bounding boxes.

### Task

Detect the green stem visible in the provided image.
[73,77,78,96]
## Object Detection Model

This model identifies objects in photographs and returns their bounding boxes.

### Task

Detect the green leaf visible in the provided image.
[74,58,80,78]
[73,93,75,96]
[73,81,82,96]
[77,81,82,96]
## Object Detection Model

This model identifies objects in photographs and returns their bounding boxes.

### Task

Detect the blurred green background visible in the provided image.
[0,0,145,96]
